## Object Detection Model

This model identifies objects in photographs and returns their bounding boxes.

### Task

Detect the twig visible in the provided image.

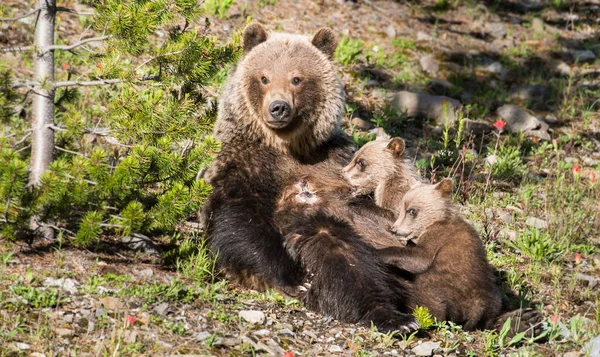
[45,35,110,52]
[54,78,123,87]
[0,8,40,22]
[55,7,94,16]
[134,50,184,72]
[1,46,34,53]
[12,132,32,147]
[55,146,86,157]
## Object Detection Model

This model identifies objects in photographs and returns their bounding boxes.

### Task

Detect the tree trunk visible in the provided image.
[29,0,56,187]
[29,0,56,239]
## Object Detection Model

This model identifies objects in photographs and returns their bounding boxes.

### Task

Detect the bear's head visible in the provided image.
[342,136,406,196]
[390,178,455,242]
[234,23,344,155]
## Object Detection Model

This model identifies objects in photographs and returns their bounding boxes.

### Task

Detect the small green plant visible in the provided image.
[335,37,364,65]
[10,284,63,308]
[0,248,14,265]
[413,305,434,329]
[258,0,277,6]
[510,227,566,262]
[204,0,235,19]
[174,237,217,282]
[490,144,524,181]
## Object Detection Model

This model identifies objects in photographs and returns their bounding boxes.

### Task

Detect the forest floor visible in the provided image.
[1,0,600,356]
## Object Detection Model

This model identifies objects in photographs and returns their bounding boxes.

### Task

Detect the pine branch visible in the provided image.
[135,50,184,72]
[0,8,40,22]
[55,7,94,16]
[45,35,111,52]
[12,132,32,147]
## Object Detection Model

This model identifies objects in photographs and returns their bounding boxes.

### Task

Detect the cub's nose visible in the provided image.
[269,100,291,120]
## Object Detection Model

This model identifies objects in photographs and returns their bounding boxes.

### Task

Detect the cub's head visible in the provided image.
[390,178,454,242]
[237,23,344,154]
[342,136,406,196]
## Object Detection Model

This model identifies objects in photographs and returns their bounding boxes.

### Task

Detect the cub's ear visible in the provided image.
[243,23,268,55]
[375,127,391,141]
[435,178,453,198]
[311,28,338,59]
[386,137,405,157]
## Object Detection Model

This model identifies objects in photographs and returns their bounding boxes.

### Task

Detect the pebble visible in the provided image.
[95,308,106,318]
[213,337,240,347]
[486,155,497,166]
[412,341,441,356]
[484,22,506,38]
[154,302,171,317]
[99,296,124,310]
[583,335,600,357]
[329,345,343,353]
[573,50,596,63]
[351,117,373,130]
[54,328,75,337]
[576,273,599,289]
[253,329,271,336]
[278,328,296,336]
[480,62,506,77]
[525,217,548,229]
[499,213,513,224]
[239,310,266,324]
[385,25,396,38]
[420,54,440,76]
[303,330,318,340]
[417,31,433,42]
[42,278,78,295]
[388,91,462,126]
[496,104,540,133]
[531,18,545,34]
[555,61,571,76]
[545,114,558,124]
[196,331,212,341]
[138,268,153,278]
[15,342,31,350]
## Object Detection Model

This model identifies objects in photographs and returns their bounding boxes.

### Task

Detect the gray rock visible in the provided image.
[557,321,571,339]
[303,329,318,340]
[485,208,494,219]
[499,213,513,224]
[555,61,571,76]
[496,104,541,133]
[526,120,551,141]
[95,308,106,317]
[42,278,78,294]
[583,335,600,357]
[481,62,506,76]
[576,273,599,289]
[464,119,494,135]
[239,310,265,324]
[63,312,74,324]
[54,328,75,337]
[428,78,454,95]
[486,155,497,166]
[385,25,396,38]
[484,23,506,38]
[417,31,433,42]
[545,114,558,124]
[388,91,462,126]
[138,268,153,278]
[420,54,440,76]
[278,328,295,336]
[509,84,551,106]
[253,329,270,337]
[573,50,596,63]
[14,342,31,350]
[525,217,548,229]
[531,18,545,34]
[413,341,441,356]
[99,296,123,310]
[213,337,240,347]
[329,345,343,353]
[351,117,373,130]
[154,302,172,317]
[196,331,212,341]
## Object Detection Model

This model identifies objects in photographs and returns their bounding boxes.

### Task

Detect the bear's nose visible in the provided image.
[269,100,291,120]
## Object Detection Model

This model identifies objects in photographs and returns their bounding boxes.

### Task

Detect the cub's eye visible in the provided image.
[357,159,366,170]
[407,208,417,217]
[291,77,302,86]
[261,76,269,85]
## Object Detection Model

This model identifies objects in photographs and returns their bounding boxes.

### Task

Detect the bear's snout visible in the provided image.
[269,100,292,122]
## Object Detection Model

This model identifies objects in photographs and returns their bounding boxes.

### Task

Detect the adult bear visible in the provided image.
[205,23,417,332]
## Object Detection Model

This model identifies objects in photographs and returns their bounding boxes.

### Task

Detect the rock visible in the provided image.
[95,308,106,317]
[420,54,440,76]
[329,345,343,353]
[303,329,318,340]
[154,302,172,317]
[265,338,285,355]
[54,328,75,337]
[351,117,373,130]
[509,84,551,106]
[121,233,159,254]
[278,328,295,336]
[563,352,582,357]
[213,337,240,347]
[42,278,78,294]
[123,330,138,343]
[416,31,433,42]
[138,268,153,278]
[496,104,541,133]
[388,91,462,126]
[412,341,441,356]
[428,78,454,95]
[502,229,518,240]
[464,119,494,135]
[515,0,543,12]
[63,312,74,324]
[572,50,596,64]
[531,18,545,34]
[485,208,494,219]
[526,121,551,141]
[555,61,571,76]
[525,217,548,229]
[583,335,600,357]
[99,296,124,310]
[486,155,497,166]
[480,62,506,76]
[576,273,599,289]
[239,310,266,324]
[196,331,212,341]
[253,329,270,336]
[545,114,558,124]
[385,25,396,38]
[484,22,506,38]
[30,353,46,357]
[14,342,31,350]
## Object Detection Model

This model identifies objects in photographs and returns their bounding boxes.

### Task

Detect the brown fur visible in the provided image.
[343,135,421,216]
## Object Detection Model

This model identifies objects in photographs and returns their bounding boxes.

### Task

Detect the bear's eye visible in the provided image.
[261,76,269,85]
[357,159,366,170]
[291,77,302,86]
[407,208,417,217]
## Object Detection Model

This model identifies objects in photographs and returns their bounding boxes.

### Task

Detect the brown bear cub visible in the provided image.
[343,135,421,216]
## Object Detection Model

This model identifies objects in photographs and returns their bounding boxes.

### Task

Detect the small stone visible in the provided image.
[486,155,497,166]
[329,345,343,353]
[388,91,462,126]
[496,104,541,133]
[95,308,106,318]
[239,310,266,324]
[154,302,171,317]
[99,296,124,310]
[502,229,518,240]
[545,114,558,124]
[531,18,545,34]
[253,329,270,337]
[484,22,506,38]
[196,331,212,341]
[573,50,596,63]
[509,84,551,106]
[416,31,433,42]
[481,62,506,76]
[525,217,548,229]
[213,337,240,347]
[278,328,295,336]
[583,335,600,357]
[123,330,138,343]
[350,117,373,130]
[385,25,396,38]
[428,78,454,95]
[485,208,494,219]
[15,342,31,350]
[562,352,582,357]
[464,119,494,135]
[555,61,571,76]
[420,54,440,76]
[303,330,318,340]
[138,269,153,278]
[30,353,46,357]
[412,341,441,356]
[54,328,75,337]
[576,273,599,289]
[63,312,74,324]
[42,278,78,294]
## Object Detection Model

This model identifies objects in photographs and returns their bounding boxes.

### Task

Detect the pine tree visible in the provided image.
[0,0,240,246]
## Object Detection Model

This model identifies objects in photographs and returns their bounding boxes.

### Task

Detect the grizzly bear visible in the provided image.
[343,135,422,216]
[204,23,417,331]
[381,179,542,333]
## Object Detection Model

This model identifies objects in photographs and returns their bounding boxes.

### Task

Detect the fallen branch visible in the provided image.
[0,8,40,22]
[1,46,34,53]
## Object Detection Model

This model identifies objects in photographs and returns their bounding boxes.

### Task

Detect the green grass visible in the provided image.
[335,37,364,66]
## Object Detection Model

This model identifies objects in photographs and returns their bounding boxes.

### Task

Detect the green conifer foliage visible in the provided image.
[0,1,240,246]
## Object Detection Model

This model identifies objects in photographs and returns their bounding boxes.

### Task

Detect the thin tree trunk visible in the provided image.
[29,0,56,187]
[29,0,56,239]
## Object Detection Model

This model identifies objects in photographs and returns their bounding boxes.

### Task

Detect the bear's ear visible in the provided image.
[434,178,453,198]
[407,176,420,189]
[243,23,268,55]
[311,28,338,59]
[386,137,405,157]
[375,128,391,141]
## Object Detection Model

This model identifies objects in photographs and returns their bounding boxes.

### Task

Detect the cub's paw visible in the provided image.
[364,308,420,335]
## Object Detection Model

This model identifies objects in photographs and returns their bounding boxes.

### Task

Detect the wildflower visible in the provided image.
[550,315,559,324]
[575,253,582,264]
[572,164,581,173]
[283,352,295,357]
[493,119,506,132]
[62,63,69,71]
[126,315,136,326]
